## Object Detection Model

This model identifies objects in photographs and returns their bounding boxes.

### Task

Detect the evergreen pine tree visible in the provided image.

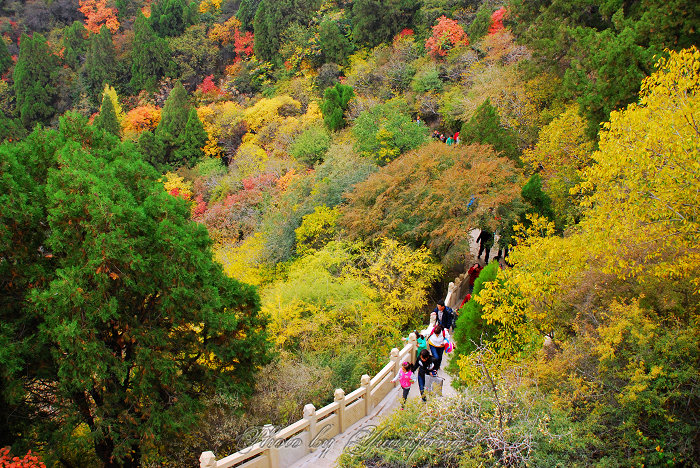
[351,0,421,48]
[0,35,12,75]
[94,91,121,138]
[150,0,197,37]
[0,114,270,466]
[450,261,500,362]
[461,98,520,162]
[253,0,321,63]
[321,83,354,131]
[521,173,556,225]
[237,0,262,31]
[131,12,175,92]
[62,21,88,70]
[13,33,60,128]
[83,26,116,105]
[153,81,200,167]
[156,80,189,145]
[174,108,207,167]
[319,20,353,65]
[137,130,166,168]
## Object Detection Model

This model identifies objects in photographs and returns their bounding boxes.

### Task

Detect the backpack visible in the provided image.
[399,370,413,388]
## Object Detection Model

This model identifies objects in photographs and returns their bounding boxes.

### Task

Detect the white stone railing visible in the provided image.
[200,333,419,468]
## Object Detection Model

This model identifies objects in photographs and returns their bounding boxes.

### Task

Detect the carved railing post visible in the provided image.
[334,388,346,432]
[199,451,216,468]
[408,332,418,363]
[361,374,372,415]
[263,424,280,468]
[390,347,400,377]
[303,403,317,452]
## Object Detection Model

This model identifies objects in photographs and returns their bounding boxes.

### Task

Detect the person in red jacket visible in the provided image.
[467,262,483,293]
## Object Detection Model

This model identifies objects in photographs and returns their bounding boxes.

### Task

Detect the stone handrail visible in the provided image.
[200,333,418,468]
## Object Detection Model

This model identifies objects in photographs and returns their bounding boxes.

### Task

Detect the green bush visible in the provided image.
[352,100,429,166]
[450,261,499,367]
[411,63,443,93]
[289,124,331,166]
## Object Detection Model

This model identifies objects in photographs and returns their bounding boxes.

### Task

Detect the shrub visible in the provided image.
[289,125,331,166]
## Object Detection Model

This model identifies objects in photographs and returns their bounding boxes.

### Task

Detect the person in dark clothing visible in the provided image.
[476,229,493,263]
[432,299,454,329]
[411,349,436,402]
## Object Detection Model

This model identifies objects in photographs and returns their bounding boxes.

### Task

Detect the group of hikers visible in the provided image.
[392,298,461,408]
[392,236,501,408]
[431,130,460,145]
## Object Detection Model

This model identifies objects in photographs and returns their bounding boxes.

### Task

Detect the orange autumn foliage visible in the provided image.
[79,0,120,34]
[122,105,161,139]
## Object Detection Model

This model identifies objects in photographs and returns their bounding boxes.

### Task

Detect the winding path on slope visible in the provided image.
[289,229,486,468]
[289,353,458,468]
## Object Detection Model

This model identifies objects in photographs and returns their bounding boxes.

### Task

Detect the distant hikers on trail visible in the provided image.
[432,130,459,145]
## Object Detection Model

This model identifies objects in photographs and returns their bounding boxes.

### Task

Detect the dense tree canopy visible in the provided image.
[0,114,269,467]
[351,0,421,48]
[13,33,60,128]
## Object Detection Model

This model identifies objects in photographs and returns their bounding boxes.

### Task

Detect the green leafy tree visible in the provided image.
[461,98,520,162]
[289,124,331,166]
[83,26,116,105]
[169,24,219,90]
[252,0,321,63]
[351,0,421,48]
[320,82,354,131]
[130,12,175,92]
[450,261,499,361]
[150,0,198,37]
[352,100,429,166]
[13,33,60,128]
[319,20,353,65]
[93,90,121,137]
[0,113,269,466]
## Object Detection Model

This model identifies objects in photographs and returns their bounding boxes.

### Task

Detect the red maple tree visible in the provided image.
[425,16,469,58]
[488,7,507,35]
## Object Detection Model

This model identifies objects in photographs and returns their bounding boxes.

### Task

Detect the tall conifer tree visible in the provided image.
[13,33,60,128]
[461,99,520,162]
[0,113,270,466]
[83,26,116,105]
[130,12,174,92]
[94,91,121,138]
[0,36,12,75]
[174,107,207,167]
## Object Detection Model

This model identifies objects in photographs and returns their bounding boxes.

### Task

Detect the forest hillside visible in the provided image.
[0,0,698,467]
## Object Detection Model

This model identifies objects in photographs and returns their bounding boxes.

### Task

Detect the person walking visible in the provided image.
[391,361,415,409]
[432,299,454,330]
[426,324,451,372]
[411,349,436,402]
[476,229,493,263]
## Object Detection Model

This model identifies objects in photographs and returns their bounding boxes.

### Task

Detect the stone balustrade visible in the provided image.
[200,333,418,468]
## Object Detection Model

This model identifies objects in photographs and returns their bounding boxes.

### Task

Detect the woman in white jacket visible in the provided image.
[426,324,450,372]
